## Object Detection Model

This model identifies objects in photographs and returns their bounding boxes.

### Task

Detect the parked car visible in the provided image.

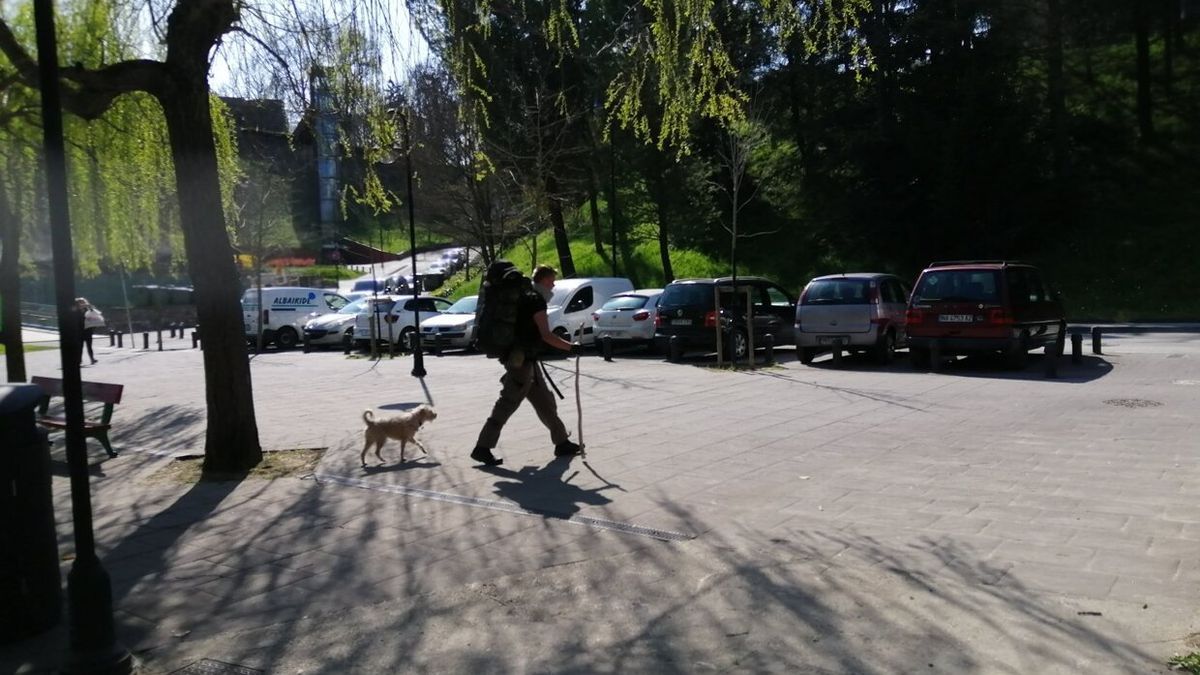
[905,260,1066,369]
[352,294,454,349]
[242,287,349,349]
[545,277,635,345]
[654,277,796,360]
[303,297,369,348]
[350,278,387,294]
[591,289,664,352]
[420,295,479,351]
[795,273,911,365]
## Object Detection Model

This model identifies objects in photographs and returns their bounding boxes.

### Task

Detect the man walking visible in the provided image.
[470,265,582,467]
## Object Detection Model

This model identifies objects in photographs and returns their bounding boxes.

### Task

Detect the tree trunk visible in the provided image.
[1136,0,1154,141]
[0,184,26,382]
[1047,0,1067,181]
[586,167,604,256]
[158,81,262,473]
[1163,0,1175,92]
[545,174,575,277]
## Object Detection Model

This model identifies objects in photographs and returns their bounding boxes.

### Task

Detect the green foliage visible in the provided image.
[1169,652,1200,674]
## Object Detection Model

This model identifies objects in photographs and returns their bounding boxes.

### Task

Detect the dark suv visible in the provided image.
[905,261,1066,369]
[654,277,796,360]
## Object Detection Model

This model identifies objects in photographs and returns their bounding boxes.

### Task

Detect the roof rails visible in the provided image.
[926,260,1032,268]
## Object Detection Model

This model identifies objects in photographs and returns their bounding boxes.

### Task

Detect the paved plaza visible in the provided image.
[3,328,1199,673]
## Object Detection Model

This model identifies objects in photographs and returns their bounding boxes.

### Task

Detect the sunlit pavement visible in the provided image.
[3,328,1199,673]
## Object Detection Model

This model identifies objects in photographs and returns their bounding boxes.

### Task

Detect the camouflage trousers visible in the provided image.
[475,350,569,450]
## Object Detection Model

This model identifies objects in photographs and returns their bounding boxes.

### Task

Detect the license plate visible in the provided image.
[939,314,973,323]
[673,319,692,326]
[818,335,848,345]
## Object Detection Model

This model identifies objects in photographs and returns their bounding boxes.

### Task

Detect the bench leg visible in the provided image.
[95,431,118,458]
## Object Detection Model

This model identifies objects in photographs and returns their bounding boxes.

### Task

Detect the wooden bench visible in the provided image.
[30,376,124,458]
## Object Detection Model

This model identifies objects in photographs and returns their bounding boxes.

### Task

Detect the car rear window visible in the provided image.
[602,295,649,310]
[912,270,1000,303]
[660,284,712,306]
[803,279,871,305]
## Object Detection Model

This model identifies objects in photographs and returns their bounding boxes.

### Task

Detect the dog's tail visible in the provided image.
[362,410,375,426]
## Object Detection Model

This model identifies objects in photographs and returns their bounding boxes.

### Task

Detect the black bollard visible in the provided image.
[432,333,443,357]
[929,340,942,372]
[1071,332,1082,364]
[302,331,311,354]
[108,330,115,347]
[116,332,123,349]
[1044,345,1058,378]
[831,338,843,367]
[1091,326,1102,355]
[763,333,774,365]
[602,336,613,362]
[156,329,163,352]
[192,331,199,349]
[668,336,682,363]
[141,333,148,350]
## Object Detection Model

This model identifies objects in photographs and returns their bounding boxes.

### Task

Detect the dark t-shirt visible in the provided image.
[515,289,547,357]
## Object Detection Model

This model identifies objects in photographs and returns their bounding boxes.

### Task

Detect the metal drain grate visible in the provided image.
[1104,398,1163,408]
[170,659,263,675]
[315,473,694,542]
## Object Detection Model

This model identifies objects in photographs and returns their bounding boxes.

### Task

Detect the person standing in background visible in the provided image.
[75,297,103,365]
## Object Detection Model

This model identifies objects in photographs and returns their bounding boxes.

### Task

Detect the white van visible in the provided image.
[545,277,634,345]
[243,286,349,349]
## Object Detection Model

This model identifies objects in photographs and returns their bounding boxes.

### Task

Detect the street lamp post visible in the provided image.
[399,109,425,378]
[33,1,131,672]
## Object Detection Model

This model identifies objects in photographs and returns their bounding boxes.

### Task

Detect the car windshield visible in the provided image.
[659,284,712,306]
[445,296,478,314]
[601,295,649,310]
[352,280,381,292]
[913,270,1000,303]
[804,279,870,305]
[339,299,368,314]
[548,286,573,307]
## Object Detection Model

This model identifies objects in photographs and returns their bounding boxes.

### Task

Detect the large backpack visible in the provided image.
[474,260,536,359]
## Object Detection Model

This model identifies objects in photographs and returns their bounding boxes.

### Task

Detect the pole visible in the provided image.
[402,109,425,377]
[575,322,585,458]
[32,1,131,672]
[609,128,618,277]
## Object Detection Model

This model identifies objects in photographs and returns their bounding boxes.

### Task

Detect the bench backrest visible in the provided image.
[31,376,124,404]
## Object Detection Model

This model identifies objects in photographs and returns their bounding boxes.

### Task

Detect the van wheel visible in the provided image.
[873,331,896,365]
[553,327,570,341]
[275,327,299,350]
[726,329,748,362]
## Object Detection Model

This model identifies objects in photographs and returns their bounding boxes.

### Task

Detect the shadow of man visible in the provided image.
[482,456,614,520]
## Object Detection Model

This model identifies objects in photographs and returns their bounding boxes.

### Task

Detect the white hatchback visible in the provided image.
[353,295,453,349]
[591,289,663,351]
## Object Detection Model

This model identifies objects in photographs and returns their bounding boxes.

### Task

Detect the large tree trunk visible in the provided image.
[1136,0,1154,141]
[0,183,26,382]
[545,174,575,277]
[1047,0,1067,181]
[158,81,262,473]
[586,167,604,256]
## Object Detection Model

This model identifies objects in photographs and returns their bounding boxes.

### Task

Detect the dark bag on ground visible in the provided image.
[475,260,535,359]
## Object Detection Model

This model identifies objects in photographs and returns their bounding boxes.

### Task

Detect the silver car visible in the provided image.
[591,289,663,351]
[420,295,478,351]
[795,273,911,365]
[303,297,370,348]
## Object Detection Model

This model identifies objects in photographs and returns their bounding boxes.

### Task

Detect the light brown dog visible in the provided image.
[361,405,437,466]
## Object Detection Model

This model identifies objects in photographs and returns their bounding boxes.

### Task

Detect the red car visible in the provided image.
[905,261,1066,369]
